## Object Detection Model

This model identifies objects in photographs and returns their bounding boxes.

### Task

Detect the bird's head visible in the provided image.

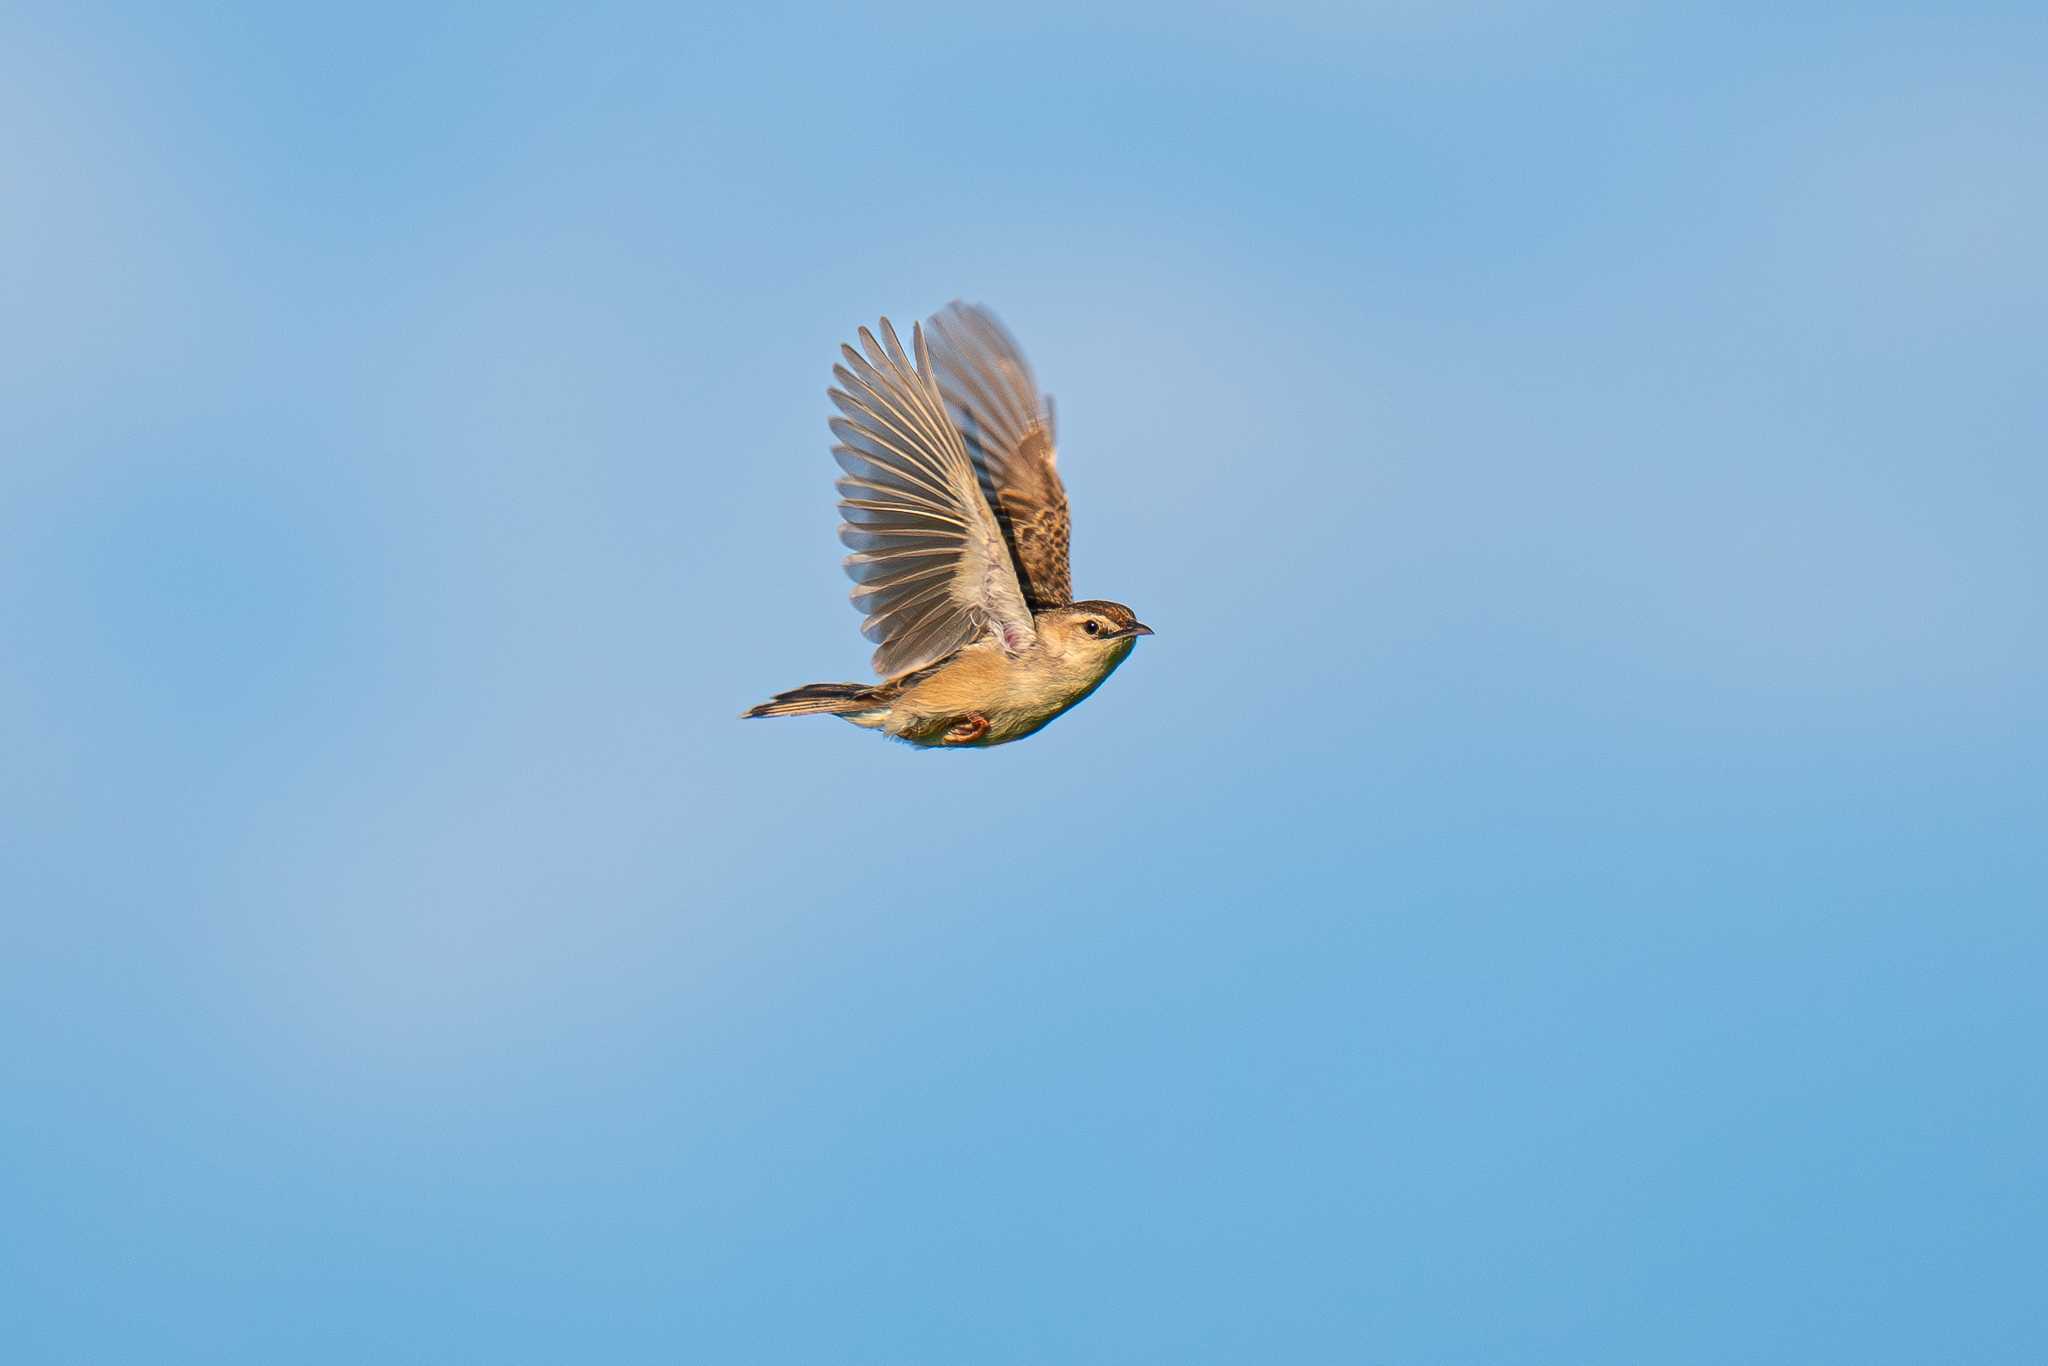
[1040,600,1153,659]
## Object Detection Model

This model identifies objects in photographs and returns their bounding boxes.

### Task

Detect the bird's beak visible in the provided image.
[1113,622,1154,639]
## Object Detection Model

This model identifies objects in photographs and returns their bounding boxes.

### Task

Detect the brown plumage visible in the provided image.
[927,303,1073,607]
[746,305,1151,749]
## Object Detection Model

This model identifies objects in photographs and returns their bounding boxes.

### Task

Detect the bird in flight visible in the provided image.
[745,302,1151,748]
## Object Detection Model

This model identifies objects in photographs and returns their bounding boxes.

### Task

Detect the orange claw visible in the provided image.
[942,713,991,745]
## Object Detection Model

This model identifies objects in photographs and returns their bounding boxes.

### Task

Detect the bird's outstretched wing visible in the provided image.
[832,318,1037,679]
[926,302,1073,608]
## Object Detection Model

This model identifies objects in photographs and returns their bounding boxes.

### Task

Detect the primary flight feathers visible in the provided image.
[926,303,1073,609]
[830,309,1063,678]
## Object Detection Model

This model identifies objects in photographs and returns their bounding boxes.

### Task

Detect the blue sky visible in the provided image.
[2,3,2043,1362]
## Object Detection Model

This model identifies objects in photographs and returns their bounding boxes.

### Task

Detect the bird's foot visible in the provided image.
[942,712,991,745]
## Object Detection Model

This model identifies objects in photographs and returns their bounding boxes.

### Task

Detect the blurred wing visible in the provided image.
[832,318,1037,679]
[926,302,1073,608]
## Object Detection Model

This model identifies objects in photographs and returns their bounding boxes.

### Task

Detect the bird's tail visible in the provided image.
[742,682,884,719]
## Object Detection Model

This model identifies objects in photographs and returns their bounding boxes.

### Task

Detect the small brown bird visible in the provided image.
[745,302,1150,748]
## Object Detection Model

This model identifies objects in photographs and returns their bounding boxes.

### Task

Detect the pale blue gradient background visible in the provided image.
[3,3,2043,1362]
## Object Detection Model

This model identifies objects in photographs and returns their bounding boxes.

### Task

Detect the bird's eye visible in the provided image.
[1082,620,1101,636]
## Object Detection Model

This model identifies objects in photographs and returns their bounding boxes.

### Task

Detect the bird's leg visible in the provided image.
[942,712,991,745]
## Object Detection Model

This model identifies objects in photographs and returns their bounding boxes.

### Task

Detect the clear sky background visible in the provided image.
[3,3,2043,1362]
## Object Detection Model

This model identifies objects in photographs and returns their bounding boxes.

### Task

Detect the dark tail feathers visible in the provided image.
[743,682,881,719]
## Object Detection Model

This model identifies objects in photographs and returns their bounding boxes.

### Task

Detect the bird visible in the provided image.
[744,302,1151,748]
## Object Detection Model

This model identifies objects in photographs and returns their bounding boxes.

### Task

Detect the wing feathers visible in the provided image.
[827,315,1036,678]
[925,302,1074,607]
